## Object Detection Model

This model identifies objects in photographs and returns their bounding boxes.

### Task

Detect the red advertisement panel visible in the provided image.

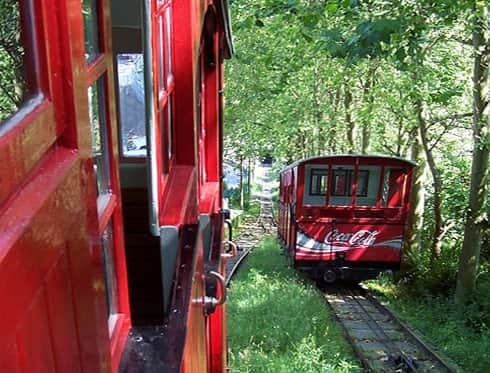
[295,222,404,262]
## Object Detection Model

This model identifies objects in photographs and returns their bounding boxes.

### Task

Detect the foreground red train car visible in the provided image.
[278,155,415,283]
[0,0,233,372]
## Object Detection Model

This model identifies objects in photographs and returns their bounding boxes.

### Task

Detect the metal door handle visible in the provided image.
[222,240,237,259]
[193,270,227,314]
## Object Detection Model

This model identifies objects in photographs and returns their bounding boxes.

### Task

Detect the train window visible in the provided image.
[82,0,101,64]
[165,7,173,76]
[331,169,350,196]
[88,78,111,195]
[117,54,147,157]
[355,167,380,207]
[167,95,173,158]
[101,220,119,333]
[331,169,369,197]
[0,0,31,122]
[356,170,369,197]
[310,169,328,195]
[382,169,404,207]
[157,17,165,90]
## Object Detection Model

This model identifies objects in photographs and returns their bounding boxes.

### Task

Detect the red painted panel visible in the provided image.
[16,290,56,372]
[295,222,404,263]
[161,166,198,226]
[207,259,227,372]
[0,102,57,205]
[387,170,405,208]
[0,344,20,373]
[0,151,111,372]
[45,253,82,373]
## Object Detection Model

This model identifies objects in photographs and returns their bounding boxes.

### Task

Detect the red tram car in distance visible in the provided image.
[278,155,415,283]
[1,0,233,372]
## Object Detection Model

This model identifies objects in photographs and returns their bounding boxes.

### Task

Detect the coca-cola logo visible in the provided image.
[325,229,379,246]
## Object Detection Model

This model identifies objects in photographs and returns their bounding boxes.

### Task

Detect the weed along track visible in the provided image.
[322,285,457,372]
[225,167,276,284]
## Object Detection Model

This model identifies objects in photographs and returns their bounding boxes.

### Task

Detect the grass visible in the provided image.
[227,238,361,373]
[231,201,261,237]
[365,270,490,372]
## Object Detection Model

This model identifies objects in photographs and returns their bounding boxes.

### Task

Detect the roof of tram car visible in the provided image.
[279,154,417,173]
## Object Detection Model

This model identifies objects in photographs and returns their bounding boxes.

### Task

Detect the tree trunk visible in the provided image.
[327,87,342,154]
[417,99,444,261]
[401,128,426,275]
[361,67,375,154]
[455,2,489,312]
[239,157,244,209]
[344,84,355,153]
[247,158,251,205]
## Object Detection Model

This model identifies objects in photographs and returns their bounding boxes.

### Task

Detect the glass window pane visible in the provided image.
[383,169,404,207]
[165,7,172,76]
[167,95,173,159]
[117,54,146,157]
[158,16,165,90]
[101,220,118,317]
[310,169,328,195]
[88,78,111,195]
[82,0,100,64]
[0,0,31,122]
[332,169,348,196]
[356,170,369,197]
[355,168,380,207]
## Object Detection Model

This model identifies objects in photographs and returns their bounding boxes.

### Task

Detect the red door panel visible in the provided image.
[16,291,57,373]
[45,253,82,373]
[0,152,108,372]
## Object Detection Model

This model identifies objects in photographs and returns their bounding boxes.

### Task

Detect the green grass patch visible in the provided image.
[365,271,490,372]
[227,238,361,372]
[232,201,260,237]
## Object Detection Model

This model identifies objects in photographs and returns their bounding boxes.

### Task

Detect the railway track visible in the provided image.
[225,166,276,285]
[322,284,458,372]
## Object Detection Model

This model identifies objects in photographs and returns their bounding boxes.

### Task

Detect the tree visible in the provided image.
[455,1,489,311]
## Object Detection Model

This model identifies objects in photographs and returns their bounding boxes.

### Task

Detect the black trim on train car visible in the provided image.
[118,224,199,373]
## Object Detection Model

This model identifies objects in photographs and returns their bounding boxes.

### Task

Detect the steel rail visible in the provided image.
[323,284,457,373]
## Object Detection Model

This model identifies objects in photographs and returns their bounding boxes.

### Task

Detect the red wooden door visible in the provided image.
[0,1,129,372]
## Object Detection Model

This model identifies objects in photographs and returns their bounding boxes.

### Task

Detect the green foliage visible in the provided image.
[0,0,26,121]
[398,241,460,295]
[224,0,487,300]
[228,238,361,372]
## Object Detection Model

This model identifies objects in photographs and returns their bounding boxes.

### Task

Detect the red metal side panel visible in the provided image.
[206,219,227,373]
[0,344,20,373]
[295,222,404,262]
[207,294,226,373]
[16,290,56,372]
[45,253,82,373]
[0,152,111,372]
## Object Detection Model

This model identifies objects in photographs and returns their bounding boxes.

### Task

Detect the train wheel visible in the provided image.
[323,269,337,284]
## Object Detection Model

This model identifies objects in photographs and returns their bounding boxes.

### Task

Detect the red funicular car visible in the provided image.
[278,155,415,283]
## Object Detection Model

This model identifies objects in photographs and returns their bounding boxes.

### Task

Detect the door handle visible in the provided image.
[222,240,237,259]
[193,270,227,315]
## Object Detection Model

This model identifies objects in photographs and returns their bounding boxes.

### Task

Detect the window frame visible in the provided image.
[330,169,369,197]
[309,168,329,196]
